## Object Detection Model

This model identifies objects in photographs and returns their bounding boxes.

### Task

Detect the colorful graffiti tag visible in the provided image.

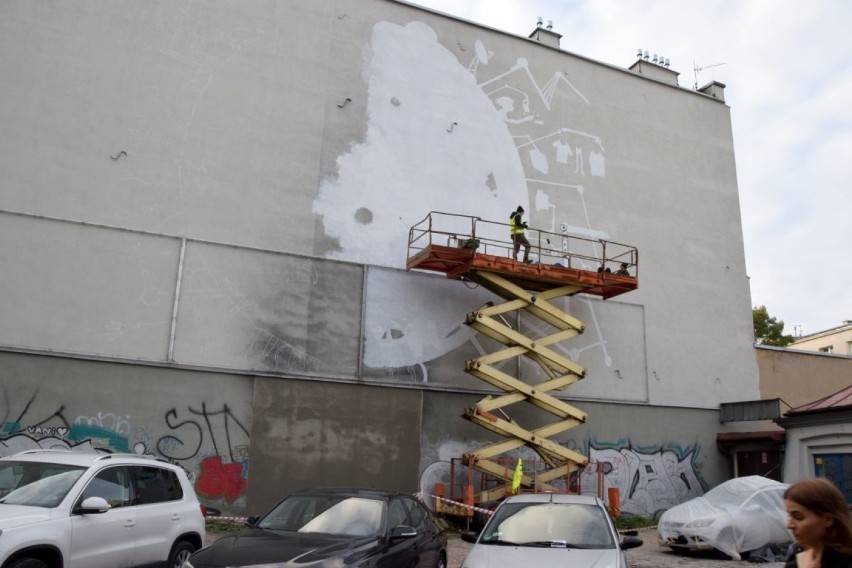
[579,441,706,518]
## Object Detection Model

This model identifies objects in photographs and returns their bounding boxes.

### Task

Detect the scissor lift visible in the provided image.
[406,212,638,509]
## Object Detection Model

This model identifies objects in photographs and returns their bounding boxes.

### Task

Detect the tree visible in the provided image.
[753,305,795,346]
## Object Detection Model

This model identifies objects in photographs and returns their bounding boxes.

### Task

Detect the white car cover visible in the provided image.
[657,476,791,560]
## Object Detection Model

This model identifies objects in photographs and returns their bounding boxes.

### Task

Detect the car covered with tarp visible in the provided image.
[657,475,791,560]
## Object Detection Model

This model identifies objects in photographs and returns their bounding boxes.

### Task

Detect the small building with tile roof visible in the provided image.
[776,384,852,502]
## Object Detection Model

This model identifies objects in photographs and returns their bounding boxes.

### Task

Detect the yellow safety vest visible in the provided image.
[509,213,525,235]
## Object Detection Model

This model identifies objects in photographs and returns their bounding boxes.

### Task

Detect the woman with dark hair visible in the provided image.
[784,477,852,568]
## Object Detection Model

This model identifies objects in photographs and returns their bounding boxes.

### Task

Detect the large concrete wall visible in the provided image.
[0,0,758,409]
[0,0,759,516]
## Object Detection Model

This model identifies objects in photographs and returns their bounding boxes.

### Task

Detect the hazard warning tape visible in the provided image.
[416,492,495,516]
[206,515,248,523]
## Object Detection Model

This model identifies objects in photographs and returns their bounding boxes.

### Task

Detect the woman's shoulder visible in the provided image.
[823,546,852,567]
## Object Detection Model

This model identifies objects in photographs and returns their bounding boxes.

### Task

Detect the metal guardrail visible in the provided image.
[407,211,638,276]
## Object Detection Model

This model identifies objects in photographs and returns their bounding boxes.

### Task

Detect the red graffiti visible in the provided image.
[196,456,246,502]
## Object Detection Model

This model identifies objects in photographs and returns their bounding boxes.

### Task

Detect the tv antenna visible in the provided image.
[693,61,726,90]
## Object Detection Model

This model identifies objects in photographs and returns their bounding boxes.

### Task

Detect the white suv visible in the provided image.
[0,449,205,568]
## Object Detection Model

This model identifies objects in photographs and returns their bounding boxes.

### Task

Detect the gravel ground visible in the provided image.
[621,528,784,568]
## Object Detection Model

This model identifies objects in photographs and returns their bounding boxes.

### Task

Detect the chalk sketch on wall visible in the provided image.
[362,267,494,372]
[418,437,705,517]
[0,386,251,514]
[418,439,490,505]
[313,20,626,378]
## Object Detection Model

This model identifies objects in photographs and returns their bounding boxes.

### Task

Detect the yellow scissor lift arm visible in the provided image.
[406,212,638,510]
[463,273,590,502]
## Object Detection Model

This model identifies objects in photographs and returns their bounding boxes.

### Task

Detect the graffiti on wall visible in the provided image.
[419,437,706,518]
[0,387,250,511]
[579,440,707,518]
[156,402,250,503]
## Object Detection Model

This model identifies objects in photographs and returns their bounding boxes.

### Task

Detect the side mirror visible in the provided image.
[460,531,479,544]
[245,516,260,527]
[77,496,111,514]
[390,525,417,539]
[620,535,643,550]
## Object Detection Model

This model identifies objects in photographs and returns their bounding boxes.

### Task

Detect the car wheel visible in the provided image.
[168,539,197,568]
[6,559,48,568]
[435,552,447,568]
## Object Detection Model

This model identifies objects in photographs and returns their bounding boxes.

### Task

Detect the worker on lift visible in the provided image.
[509,206,531,263]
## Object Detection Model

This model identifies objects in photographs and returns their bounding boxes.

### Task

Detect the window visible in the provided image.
[818,346,833,353]
[387,497,408,528]
[0,462,86,508]
[133,466,182,504]
[302,497,381,536]
[482,502,615,548]
[258,495,333,531]
[82,466,133,508]
[402,496,427,530]
[846,341,852,355]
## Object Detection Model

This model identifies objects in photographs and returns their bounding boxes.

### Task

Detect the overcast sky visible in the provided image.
[405,0,852,338]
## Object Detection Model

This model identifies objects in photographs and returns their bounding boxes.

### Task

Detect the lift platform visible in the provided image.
[406,212,638,512]
[406,212,637,298]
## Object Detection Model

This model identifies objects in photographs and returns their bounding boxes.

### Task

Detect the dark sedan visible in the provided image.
[186,487,448,568]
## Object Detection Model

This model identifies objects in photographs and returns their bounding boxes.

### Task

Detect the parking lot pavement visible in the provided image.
[626,529,785,567]
[447,535,470,566]
[447,528,786,568]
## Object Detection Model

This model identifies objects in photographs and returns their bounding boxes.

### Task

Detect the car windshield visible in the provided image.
[479,502,615,549]
[0,461,87,508]
[258,495,385,537]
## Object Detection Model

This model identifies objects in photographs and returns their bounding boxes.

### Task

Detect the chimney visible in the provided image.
[528,18,561,48]
[697,80,727,102]
[628,52,680,86]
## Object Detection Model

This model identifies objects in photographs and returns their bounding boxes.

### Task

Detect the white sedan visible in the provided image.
[461,493,642,568]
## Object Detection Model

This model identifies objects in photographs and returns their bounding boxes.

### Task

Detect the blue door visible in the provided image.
[814,453,852,503]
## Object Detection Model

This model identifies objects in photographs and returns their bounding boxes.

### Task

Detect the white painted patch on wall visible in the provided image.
[313,21,528,268]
